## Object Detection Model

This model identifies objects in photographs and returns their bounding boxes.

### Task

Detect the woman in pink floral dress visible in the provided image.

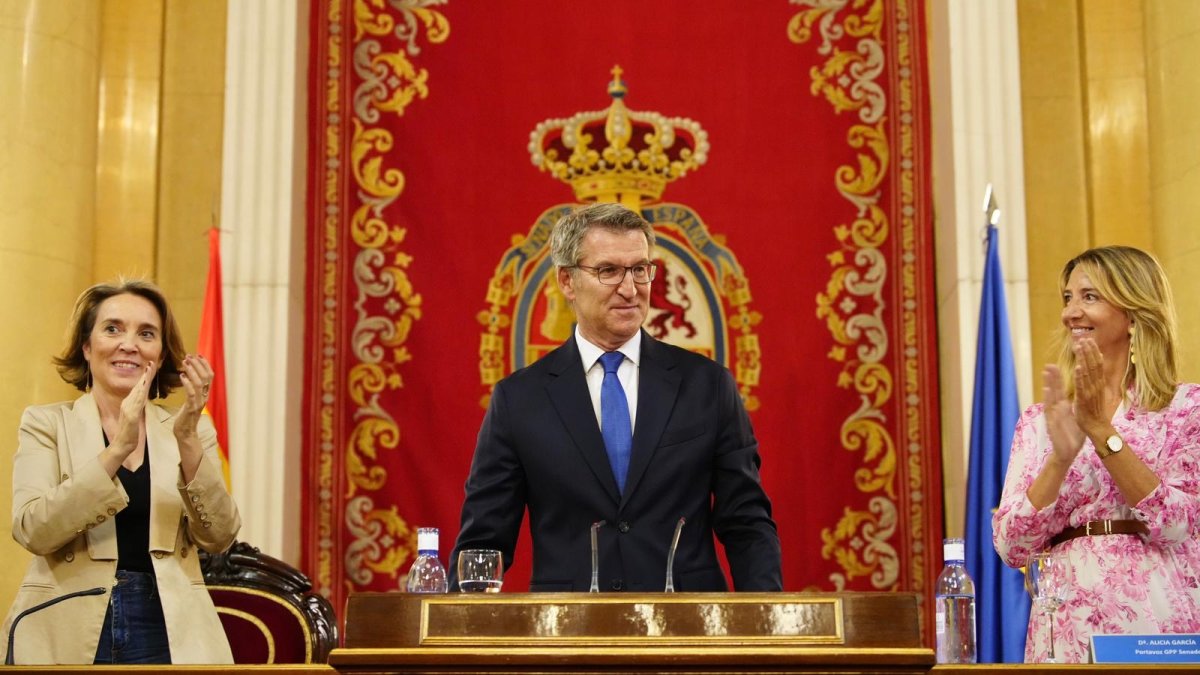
[994,246,1200,663]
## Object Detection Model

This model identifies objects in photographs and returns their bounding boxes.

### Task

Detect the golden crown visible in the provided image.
[528,66,709,206]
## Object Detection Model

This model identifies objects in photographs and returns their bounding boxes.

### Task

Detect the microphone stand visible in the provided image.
[6,586,106,665]
[664,517,686,592]
[589,520,606,593]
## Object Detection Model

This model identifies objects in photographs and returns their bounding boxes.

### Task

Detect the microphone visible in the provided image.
[6,586,106,665]
[589,520,606,593]
[664,517,686,592]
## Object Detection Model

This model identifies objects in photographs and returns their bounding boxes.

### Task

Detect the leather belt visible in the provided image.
[1050,519,1148,547]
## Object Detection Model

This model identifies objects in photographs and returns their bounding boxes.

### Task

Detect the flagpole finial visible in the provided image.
[982,183,1000,224]
[981,184,1002,248]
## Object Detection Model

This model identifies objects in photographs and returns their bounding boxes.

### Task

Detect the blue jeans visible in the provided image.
[93,570,171,664]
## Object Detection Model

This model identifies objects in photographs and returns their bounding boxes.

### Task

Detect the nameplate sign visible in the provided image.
[417,594,843,646]
[1092,634,1200,663]
[340,591,925,652]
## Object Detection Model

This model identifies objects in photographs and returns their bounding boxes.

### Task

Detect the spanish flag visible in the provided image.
[198,228,231,488]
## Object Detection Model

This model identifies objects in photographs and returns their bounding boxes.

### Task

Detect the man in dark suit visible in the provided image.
[450,202,781,592]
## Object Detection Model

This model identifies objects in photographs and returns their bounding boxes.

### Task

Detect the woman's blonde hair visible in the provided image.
[1055,246,1178,411]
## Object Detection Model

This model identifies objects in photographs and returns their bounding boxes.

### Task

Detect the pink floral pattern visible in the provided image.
[994,383,1200,663]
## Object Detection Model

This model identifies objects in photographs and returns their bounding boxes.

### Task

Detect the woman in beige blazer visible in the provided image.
[1,279,240,665]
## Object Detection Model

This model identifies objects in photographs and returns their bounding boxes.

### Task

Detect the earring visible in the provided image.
[85,367,92,392]
[1129,329,1137,365]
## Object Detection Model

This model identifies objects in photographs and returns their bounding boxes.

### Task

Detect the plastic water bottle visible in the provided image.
[405,527,448,593]
[934,537,976,663]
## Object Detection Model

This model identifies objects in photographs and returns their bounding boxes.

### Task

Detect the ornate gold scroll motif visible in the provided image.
[820,496,898,588]
[336,0,449,592]
[790,0,919,591]
[788,0,883,50]
[481,69,760,411]
[345,496,415,584]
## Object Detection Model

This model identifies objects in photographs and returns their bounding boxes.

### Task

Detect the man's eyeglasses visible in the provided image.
[571,263,657,286]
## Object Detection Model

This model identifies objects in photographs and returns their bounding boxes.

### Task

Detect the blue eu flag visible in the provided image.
[964,224,1030,662]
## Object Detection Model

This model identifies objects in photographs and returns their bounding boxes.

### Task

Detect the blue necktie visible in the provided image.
[599,351,632,494]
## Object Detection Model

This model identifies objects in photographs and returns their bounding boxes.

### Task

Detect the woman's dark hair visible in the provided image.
[54,278,187,399]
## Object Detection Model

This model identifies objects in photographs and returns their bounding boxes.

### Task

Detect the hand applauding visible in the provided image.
[109,361,155,461]
[1042,363,1085,465]
[1070,338,1114,439]
[174,354,214,441]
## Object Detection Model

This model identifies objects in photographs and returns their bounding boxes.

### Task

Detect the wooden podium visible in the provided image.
[330,591,935,674]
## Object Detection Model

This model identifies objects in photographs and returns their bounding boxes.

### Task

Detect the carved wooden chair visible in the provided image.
[200,541,338,664]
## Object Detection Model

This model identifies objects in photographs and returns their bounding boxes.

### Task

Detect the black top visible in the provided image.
[106,433,154,574]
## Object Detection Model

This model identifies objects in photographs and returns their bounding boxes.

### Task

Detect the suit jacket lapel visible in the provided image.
[63,394,102,480]
[545,338,622,504]
[145,404,183,552]
[63,394,119,559]
[622,332,680,506]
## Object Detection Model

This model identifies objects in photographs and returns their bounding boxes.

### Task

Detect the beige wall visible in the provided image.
[1018,0,1093,376]
[1020,0,1200,384]
[157,0,228,341]
[0,0,224,623]
[1144,0,1200,380]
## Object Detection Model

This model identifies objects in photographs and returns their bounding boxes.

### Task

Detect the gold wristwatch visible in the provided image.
[1096,433,1124,459]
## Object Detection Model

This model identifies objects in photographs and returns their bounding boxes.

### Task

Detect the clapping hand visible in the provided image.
[1042,363,1085,464]
[174,354,214,441]
[111,362,154,459]
[1070,338,1111,438]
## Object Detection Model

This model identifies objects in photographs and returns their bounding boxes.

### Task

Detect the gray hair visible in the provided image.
[549,202,656,268]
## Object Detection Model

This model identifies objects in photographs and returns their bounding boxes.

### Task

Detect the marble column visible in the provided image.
[930,0,1033,537]
[0,0,101,624]
[220,0,307,564]
[94,0,163,279]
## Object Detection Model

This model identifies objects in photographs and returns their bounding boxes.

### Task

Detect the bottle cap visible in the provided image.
[943,537,965,562]
[417,527,439,553]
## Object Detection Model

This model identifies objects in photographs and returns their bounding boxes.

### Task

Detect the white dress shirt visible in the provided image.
[574,327,640,433]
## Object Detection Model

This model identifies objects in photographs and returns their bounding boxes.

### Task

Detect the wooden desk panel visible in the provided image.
[1,662,333,667]
[343,591,923,649]
[931,662,1200,667]
[334,591,934,674]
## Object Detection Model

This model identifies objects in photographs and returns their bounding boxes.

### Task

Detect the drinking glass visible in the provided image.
[457,549,503,593]
[1024,551,1068,663]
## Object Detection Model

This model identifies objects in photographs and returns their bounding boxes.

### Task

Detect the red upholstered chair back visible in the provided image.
[201,541,338,664]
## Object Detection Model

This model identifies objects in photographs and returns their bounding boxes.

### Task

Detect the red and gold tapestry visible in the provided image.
[304,0,941,637]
